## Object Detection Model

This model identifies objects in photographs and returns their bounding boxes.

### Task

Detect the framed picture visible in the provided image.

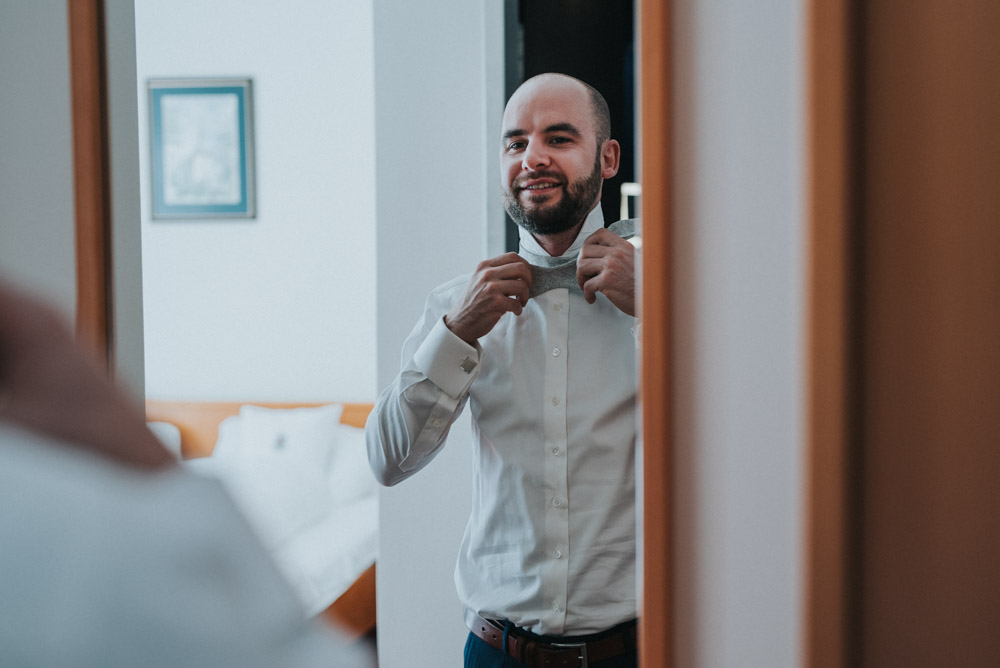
[148,78,256,219]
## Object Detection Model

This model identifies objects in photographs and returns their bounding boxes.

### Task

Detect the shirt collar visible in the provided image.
[518,204,606,263]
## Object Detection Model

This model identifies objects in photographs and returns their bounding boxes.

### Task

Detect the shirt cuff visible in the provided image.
[413,317,482,399]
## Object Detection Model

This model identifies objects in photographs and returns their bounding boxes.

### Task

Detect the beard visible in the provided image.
[502,157,603,237]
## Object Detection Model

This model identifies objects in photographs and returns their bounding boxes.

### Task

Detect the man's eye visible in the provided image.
[507,141,526,151]
[550,136,571,144]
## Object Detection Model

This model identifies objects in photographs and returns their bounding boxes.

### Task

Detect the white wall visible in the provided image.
[135,0,376,402]
[372,1,504,665]
[0,1,77,316]
[671,1,805,666]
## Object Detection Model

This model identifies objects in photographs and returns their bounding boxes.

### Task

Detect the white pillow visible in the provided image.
[191,404,346,550]
[237,403,344,468]
[208,413,244,461]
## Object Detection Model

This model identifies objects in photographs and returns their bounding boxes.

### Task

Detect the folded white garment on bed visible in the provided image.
[272,495,378,617]
[183,403,378,616]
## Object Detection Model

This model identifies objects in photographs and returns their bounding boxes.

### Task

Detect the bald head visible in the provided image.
[505,73,612,146]
[499,73,621,241]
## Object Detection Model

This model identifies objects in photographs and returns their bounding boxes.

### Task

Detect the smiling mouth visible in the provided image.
[518,180,563,195]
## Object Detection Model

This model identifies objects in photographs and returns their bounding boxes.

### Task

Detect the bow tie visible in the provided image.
[527,219,636,297]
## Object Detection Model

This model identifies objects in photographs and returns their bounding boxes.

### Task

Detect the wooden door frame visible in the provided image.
[639,1,861,665]
[68,0,112,367]
[638,0,673,667]
[803,0,856,665]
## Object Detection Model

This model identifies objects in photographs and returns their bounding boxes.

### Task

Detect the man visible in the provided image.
[0,281,372,667]
[367,73,638,667]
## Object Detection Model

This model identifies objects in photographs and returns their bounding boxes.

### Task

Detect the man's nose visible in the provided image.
[521,142,551,171]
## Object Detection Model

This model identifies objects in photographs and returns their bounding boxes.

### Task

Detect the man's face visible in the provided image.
[500,80,617,237]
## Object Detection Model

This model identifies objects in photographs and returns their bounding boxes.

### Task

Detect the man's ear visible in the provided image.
[600,139,621,179]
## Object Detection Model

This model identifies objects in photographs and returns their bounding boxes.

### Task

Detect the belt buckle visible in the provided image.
[550,640,588,668]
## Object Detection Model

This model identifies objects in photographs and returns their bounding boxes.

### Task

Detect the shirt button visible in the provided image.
[552,603,561,612]
[554,549,562,559]
[551,448,560,456]
[431,418,443,427]
[553,302,563,311]
[552,498,562,507]
[551,396,560,406]
[551,347,561,357]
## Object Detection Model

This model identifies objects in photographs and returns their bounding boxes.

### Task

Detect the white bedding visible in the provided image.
[181,403,378,616]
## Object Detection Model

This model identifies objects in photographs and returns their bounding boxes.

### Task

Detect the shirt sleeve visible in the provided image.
[365,282,481,486]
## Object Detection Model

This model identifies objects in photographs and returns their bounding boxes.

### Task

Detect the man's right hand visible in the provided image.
[444,253,533,345]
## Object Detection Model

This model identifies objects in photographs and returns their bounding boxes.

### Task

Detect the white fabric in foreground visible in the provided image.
[0,423,372,667]
[184,403,379,616]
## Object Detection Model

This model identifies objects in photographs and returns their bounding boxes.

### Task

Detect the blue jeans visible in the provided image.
[463,631,638,668]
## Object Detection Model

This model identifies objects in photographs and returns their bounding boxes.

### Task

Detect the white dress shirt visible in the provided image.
[366,205,637,636]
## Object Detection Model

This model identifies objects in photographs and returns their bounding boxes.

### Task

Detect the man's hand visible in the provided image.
[577,228,637,316]
[445,253,533,344]
[0,282,173,469]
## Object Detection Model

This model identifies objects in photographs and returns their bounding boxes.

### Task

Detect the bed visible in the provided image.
[145,400,377,640]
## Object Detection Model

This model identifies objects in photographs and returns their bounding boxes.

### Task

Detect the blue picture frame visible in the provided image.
[148,78,256,219]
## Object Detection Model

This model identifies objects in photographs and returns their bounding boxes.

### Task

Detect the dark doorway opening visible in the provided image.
[504,0,636,251]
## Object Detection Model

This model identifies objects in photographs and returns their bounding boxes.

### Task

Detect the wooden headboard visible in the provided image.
[145,400,374,460]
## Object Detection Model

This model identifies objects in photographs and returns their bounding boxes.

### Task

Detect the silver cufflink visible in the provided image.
[459,356,477,374]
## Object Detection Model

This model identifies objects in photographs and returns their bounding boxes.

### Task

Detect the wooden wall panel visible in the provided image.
[858,1,1000,665]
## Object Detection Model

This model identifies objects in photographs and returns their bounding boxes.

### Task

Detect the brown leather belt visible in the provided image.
[468,613,637,668]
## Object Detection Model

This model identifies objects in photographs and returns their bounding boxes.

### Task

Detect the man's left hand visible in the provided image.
[576,228,637,316]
